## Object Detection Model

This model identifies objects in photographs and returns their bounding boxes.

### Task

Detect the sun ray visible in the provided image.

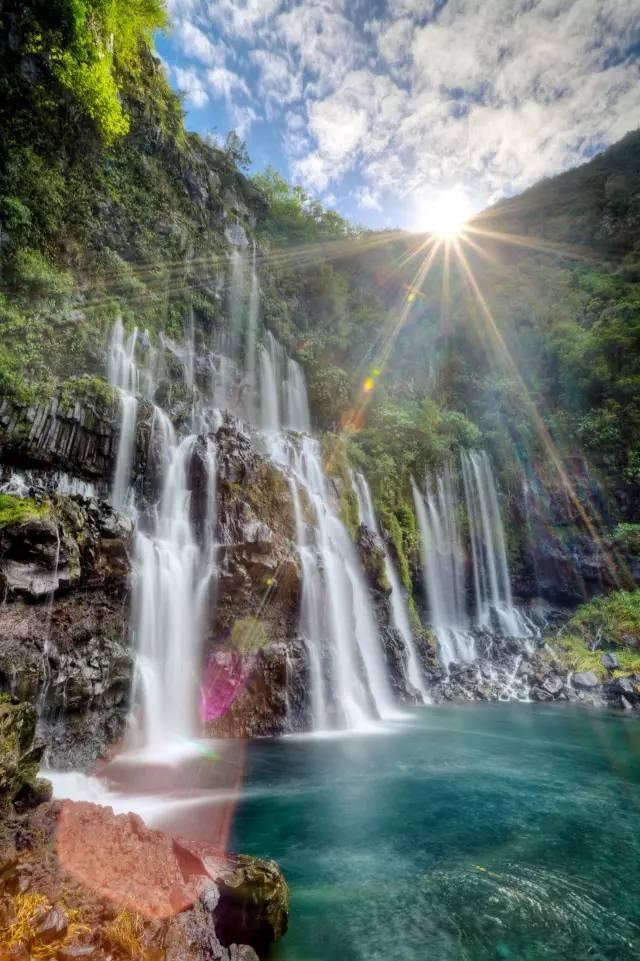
[451,237,628,589]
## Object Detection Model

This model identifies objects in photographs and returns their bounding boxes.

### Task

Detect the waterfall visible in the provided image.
[412,451,531,670]
[108,318,139,510]
[227,246,247,363]
[245,245,260,423]
[411,473,476,668]
[101,237,413,746]
[288,477,329,730]
[274,436,396,729]
[285,357,311,432]
[259,332,311,434]
[461,450,531,637]
[131,428,217,749]
[352,472,428,701]
[259,331,283,432]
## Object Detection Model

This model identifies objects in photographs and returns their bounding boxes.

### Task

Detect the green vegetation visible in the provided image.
[551,591,640,679]
[1,0,640,615]
[564,590,640,648]
[554,634,640,679]
[0,495,49,529]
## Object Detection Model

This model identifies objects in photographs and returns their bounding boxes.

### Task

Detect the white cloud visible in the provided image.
[207,0,283,38]
[292,152,333,191]
[276,3,367,97]
[162,0,640,222]
[377,18,414,65]
[357,186,382,211]
[207,67,250,102]
[174,18,226,66]
[173,66,209,107]
[250,50,301,104]
[229,103,259,140]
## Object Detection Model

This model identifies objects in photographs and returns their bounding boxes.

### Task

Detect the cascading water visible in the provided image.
[352,472,428,701]
[272,435,397,729]
[108,318,139,511]
[245,245,260,424]
[412,471,475,668]
[103,229,408,745]
[131,425,216,749]
[259,331,283,432]
[412,451,532,670]
[461,450,532,638]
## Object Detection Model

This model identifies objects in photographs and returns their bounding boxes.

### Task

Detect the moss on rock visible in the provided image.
[0,494,49,529]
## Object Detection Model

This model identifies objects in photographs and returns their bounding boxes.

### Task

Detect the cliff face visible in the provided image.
[0,489,133,769]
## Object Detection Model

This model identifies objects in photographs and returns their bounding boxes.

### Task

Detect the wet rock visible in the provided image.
[0,697,50,811]
[531,685,553,702]
[601,652,620,671]
[0,494,133,769]
[542,675,564,696]
[611,676,636,697]
[0,388,117,483]
[206,420,303,736]
[572,671,600,689]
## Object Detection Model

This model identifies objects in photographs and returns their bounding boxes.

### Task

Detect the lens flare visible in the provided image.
[413,187,473,238]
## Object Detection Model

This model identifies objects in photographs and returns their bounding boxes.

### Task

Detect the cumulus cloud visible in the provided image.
[161,0,640,221]
[174,18,226,66]
[207,0,283,38]
[173,66,209,107]
[250,50,301,104]
[207,67,250,102]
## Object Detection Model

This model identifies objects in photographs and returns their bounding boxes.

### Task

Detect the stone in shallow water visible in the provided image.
[572,671,600,689]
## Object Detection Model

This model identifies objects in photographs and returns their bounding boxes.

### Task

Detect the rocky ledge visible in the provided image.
[425,630,640,712]
[0,697,289,961]
[0,491,133,769]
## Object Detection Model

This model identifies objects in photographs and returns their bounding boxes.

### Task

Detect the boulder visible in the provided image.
[572,671,600,689]
[1,798,288,961]
[601,652,620,671]
[542,675,564,696]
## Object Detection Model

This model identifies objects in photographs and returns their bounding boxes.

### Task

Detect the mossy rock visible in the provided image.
[0,494,50,529]
[0,698,50,810]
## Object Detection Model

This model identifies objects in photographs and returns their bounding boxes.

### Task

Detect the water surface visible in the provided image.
[230,704,640,961]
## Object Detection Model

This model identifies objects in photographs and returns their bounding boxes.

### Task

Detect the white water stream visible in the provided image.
[352,471,429,701]
[412,453,532,670]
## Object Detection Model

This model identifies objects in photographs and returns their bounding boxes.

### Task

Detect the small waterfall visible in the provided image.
[285,357,311,432]
[183,306,196,390]
[244,245,260,423]
[259,331,283,432]
[411,473,476,668]
[108,318,139,510]
[227,246,247,363]
[131,430,216,750]
[412,451,532,670]
[461,450,531,637]
[352,472,428,701]
[288,477,329,730]
[275,436,396,729]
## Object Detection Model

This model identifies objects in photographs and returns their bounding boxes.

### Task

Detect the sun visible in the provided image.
[413,187,473,238]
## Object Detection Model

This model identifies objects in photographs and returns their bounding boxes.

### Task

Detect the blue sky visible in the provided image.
[157,0,640,230]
